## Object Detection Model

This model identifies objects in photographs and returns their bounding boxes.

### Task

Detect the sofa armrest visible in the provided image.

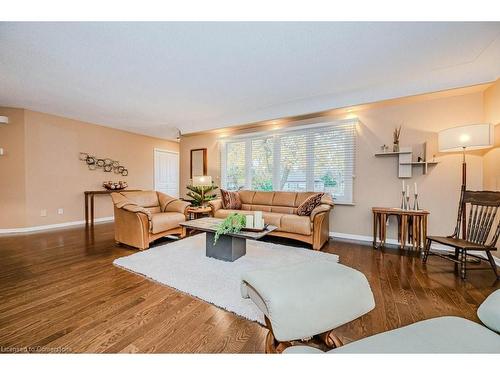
[164,199,191,215]
[208,199,223,213]
[310,204,332,222]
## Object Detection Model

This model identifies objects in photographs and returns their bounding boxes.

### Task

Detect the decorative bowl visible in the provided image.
[103,181,128,191]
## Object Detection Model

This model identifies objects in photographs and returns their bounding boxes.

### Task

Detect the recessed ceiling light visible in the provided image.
[346,109,353,113]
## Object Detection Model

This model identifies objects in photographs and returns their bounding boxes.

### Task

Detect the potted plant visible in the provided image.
[214,213,246,244]
[185,183,218,207]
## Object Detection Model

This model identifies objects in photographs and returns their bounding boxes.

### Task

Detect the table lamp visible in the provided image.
[193,175,212,186]
[438,123,494,238]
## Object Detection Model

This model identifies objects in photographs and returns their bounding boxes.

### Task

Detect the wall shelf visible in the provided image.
[374,142,438,178]
[374,151,411,156]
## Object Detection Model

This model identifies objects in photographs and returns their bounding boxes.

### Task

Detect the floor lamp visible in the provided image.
[438,123,494,240]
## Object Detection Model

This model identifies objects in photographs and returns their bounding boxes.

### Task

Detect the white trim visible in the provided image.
[329,231,500,266]
[0,216,114,234]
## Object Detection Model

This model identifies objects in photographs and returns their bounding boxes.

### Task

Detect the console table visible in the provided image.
[372,207,429,251]
[84,190,141,226]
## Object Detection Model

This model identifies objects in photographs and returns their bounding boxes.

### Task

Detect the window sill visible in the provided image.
[334,202,355,206]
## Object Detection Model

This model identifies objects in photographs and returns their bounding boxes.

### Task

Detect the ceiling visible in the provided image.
[1,22,499,139]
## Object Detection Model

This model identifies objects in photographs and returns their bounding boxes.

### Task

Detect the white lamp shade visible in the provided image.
[0,116,9,124]
[438,123,494,152]
[193,175,212,186]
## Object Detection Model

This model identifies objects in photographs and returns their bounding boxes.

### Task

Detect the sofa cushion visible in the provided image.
[297,193,324,216]
[272,192,298,207]
[253,191,275,206]
[281,214,311,235]
[250,204,272,212]
[220,189,242,209]
[478,289,500,334]
[295,192,319,207]
[238,190,256,204]
[148,206,162,214]
[271,206,296,214]
[121,191,159,208]
[150,212,185,234]
[262,212,284,229]
[214,209,255,219]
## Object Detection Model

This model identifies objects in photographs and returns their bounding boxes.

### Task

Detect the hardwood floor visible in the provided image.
[0,222,498,353]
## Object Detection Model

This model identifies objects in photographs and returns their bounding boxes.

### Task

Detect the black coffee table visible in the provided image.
[180,217,277,262]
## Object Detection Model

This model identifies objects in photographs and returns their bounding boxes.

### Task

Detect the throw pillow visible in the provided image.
[220,189,242,209]
[296,193,324,216]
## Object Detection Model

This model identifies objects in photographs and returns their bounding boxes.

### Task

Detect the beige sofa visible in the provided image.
[111,191,191,250]
[208,190,334,250]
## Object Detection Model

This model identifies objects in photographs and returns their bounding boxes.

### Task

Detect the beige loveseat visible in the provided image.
[208,190,334,250]
[111,191,191,250]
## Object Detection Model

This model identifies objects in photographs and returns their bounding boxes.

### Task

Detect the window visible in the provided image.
[221,119,356,204]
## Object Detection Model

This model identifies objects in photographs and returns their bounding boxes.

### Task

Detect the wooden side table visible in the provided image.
[186,206,213,220]
[84,189,141,226]
[372,207,429,251]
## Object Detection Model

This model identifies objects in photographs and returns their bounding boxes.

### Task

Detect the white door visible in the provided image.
[154,149,179,197]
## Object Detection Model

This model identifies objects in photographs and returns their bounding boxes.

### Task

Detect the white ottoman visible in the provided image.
[241,260,375,352]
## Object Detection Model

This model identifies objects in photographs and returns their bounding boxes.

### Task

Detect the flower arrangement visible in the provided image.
[214,213,246,245]
[393,125,402,152]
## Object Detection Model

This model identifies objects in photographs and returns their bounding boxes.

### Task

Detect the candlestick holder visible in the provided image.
[405,195,410,211]
[413,193,420,210]
[400,191,406,210]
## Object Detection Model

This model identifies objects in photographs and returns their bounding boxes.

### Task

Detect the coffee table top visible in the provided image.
[180,217,277,240]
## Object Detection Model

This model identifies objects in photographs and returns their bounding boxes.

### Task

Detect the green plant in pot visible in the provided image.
[214,213,246,245]
[185,183,218,207]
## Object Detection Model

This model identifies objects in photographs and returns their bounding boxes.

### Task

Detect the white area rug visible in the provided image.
[113,234,339,324]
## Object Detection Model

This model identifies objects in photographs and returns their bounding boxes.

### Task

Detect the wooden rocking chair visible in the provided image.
[423,189,500,280]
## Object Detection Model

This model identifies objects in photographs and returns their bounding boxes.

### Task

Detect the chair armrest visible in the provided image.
[114,201,152,221]
[208,199,223,213]
[164,199,191,215]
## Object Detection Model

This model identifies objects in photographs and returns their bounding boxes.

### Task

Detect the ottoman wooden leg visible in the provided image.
[318,330,344,349]
[265,317,279,354]
[264,316,293,354]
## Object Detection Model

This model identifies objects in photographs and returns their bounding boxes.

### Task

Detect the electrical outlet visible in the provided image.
[57,208,64,215]
[40,209,47,217]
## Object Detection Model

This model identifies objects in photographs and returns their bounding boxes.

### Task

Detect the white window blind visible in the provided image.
[221,119,356,204]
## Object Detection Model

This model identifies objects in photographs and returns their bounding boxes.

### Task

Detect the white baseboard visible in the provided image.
[330,231,500,266]
[0,216,114,234]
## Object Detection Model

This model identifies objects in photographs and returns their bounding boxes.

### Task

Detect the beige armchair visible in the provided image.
[111,191,191,250]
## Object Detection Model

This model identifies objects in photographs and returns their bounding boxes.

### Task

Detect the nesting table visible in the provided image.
[372,207,429,251]
[186,206,213,220]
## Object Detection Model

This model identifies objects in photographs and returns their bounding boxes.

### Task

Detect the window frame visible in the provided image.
[220,118,357,204]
